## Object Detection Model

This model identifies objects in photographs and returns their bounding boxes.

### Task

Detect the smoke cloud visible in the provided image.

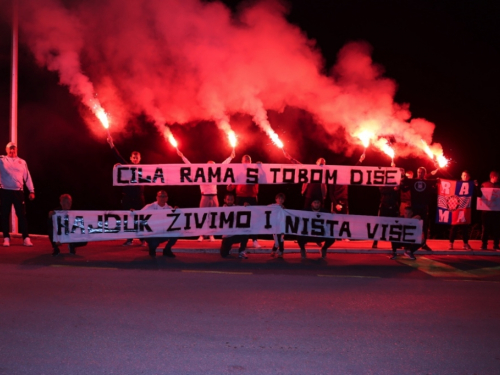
[18,0,444,161]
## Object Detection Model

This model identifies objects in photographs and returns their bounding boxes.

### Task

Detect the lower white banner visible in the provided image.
[53,206,422,244]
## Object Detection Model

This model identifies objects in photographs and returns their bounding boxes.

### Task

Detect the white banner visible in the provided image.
[112,163,401,186]
[53,206,422,244]
[477,188,500,211]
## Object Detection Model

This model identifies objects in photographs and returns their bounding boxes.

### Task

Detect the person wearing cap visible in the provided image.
[0,142,35,246]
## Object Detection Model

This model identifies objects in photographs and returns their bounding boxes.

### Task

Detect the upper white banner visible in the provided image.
[112,163,401,186]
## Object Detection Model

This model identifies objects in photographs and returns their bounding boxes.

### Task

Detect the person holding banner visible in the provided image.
[227,154,261,248]
[177,148,235,242]
[478,171,500,250]
[269,193,286,258]
[399,169,413,216]
[447,170,477,250]
[107,136,146,246]
[0,142,35,247]
[390,206,422,260]
[142,190,178,258]
[297,198,335,259]
[48,194,87,256]
[372,186,400,249]
[220,193,249,259]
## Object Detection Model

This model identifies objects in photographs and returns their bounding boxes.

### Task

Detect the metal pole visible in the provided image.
[9,0,19,234]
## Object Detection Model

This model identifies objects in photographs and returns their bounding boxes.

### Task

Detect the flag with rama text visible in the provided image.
[436,179,474,225]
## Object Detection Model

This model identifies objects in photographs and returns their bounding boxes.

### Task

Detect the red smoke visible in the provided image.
[18,0,444,159]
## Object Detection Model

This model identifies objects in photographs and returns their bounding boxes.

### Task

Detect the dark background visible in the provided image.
[0,0,498,235]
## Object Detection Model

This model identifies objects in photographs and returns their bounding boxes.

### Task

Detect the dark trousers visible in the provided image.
[449,225,470,244]
[220,235,248,257]
[481,212,500,247]
[1,189,29,238]
[413,205,429,245]
[372,205,399,247]
[146,237,178,252]
[297,236,335,251]
[392,242,421,254]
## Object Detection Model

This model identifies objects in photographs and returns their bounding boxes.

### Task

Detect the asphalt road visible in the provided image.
[1,238,499,374]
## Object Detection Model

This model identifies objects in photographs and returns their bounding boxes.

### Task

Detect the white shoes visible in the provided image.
[197,235,204,242]
[23,237,33,247]
[252,240,261,248]
[3,237,10,247]
[209,236,215,242]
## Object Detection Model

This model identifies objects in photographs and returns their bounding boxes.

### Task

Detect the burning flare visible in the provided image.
[228,130,237,148]
[89,98,109,129]
[381,142,395,159]
[357,129,374,149]
[269,132,284,148]
[168,134,178,148]
[437,154,449,168]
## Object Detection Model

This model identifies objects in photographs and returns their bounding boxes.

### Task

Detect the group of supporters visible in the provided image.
[1,140,499,261]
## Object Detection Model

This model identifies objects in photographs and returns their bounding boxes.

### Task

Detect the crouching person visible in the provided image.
[390,206,422,260]
[297,198,335,259]
[143,190,178,258]
[48,194,87,256]
[219,193,249,259]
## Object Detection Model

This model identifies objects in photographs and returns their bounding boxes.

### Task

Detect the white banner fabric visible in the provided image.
[53,206,422,244]
[477,188,500,211]
[112,163,401,186]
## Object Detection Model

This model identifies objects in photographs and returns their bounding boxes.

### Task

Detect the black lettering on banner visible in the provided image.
[326,220,339,237]
[388,224,402,241]
[339,221,351,237]
[219,211,234,228]
[167,213,181,231]
[152,168,165,183]
[301,218,309,235]
[285,216,299,233]
[184,213,192,230]
[104,214,121,233]
[56,215,69,236]
[350,170,363,184]
[386,169,397,185]
[117,167,130,184]
[194,168,206,183]
[124,214,139,232]
[130,168,137,183]
[298,169,309,183]
[209,212,218,229]
[311,218,325,236]
[325,169,337,184]
[208,167,221,183]
[138,168,152,183]
[223,168,235,183]
[194,213,208,228]
[264,211,272,229]
[402,225,417,243]
[380,224,388,241]
[366,170,372,185]
[88,215,104,234]
[367,223,379,239]
[270,168,280,183]
[180,167,192,183]
[246,168,258,184]
[139,214,153,232]
[283,168,295,183]
[236,211,251,228]
[373,170,385,185]
[310,170,323,183]
[71,216,85,234]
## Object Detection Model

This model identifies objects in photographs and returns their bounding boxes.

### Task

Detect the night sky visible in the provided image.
[0,0,498,235]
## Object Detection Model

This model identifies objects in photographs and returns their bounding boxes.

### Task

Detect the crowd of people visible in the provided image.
[1,140,499,261]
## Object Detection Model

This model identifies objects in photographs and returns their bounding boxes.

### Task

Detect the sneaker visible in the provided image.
[239,251,248,259]
[389,253,397,260]
[163,248,176,258]
[404,250,416,260]
[3,237,10,247]
[277,251,284,258]
[52,247,60,256]
[463,244,471,250]
[23,237,33,247]
[197,236,204,242]
[209,236,215,242]
[252,240,261,248]
[270,251,276,257]
[421,244,432,251]
[448,242,454,250]
[122,239,133,246]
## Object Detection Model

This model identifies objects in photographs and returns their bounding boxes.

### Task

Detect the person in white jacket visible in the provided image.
[0,142,35,247]
[177,149,235,241]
